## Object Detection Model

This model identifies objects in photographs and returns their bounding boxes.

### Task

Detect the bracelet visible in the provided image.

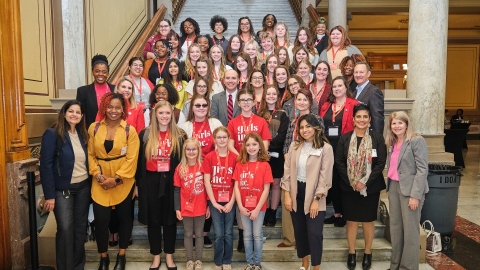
[96,174,102,182]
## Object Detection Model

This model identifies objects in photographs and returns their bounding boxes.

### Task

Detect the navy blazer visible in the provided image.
[40,128,89,200]
[76,83,115,128]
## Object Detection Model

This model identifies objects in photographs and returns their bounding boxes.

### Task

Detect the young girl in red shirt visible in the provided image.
[174,138,210,270]
[233,133,273,270]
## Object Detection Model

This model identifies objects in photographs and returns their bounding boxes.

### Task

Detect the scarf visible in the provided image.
[347,129,373,196]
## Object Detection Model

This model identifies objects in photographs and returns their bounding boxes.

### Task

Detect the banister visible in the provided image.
[172,0,187,24]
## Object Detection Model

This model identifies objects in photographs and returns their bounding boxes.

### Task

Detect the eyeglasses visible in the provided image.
[186,148,198,152]
[215,136,228,140]
[239,98,254,103]
[252,76,264,81]
[196,85,208,89]
[288,81,299,87]
[193,104,208,108]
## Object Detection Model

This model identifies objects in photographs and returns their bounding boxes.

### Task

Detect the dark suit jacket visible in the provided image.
[76,83,115,128]
[39,128,89,200]
[386,136,429,199]
[314,36,329,57]
[210,91,241,126]
[335,130,387,194]
[353,82,384,134]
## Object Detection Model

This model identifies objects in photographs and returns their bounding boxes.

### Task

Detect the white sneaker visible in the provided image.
[299,267,306,270]
[195,260,203,270]
[222,264,231,270]
[186,260,195,270]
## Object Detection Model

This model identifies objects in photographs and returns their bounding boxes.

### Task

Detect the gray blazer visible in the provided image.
[210,91,241,126]
[353,82,385,134]
[386,136,429,200]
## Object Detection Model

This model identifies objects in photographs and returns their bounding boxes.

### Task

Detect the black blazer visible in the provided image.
[314,36,329,57]
[335,130,387,194]
[76,83,115,128]
[39,128,89,200]
[353,82,385,134]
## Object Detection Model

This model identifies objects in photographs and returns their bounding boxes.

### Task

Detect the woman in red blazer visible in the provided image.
[319,76,358,227]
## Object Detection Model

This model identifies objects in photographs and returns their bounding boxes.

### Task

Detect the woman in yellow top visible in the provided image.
[88,92,140,270]
[158,58,189,110]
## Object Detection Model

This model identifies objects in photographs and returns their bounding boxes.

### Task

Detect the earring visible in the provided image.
[122,111,125,116]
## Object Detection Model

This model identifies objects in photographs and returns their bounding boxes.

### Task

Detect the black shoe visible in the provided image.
[324,215,337,224]
[204,235,213,248]
[98,254,109,270]
[347,252,356,270]
[237,229,245,253]
[334,217,346,227]
[166,263,177,270]
[362,252,372,270]
[266,209,277,227]
[128,239,133,246]
[113,253,126,270]
[263,208,271,226]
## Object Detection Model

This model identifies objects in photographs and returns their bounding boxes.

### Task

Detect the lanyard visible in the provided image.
[129,75,143,100]
[158,130,170,160]
[262,51,272,63]
[314,82,326,101]
[280,89,289,106]
[267,108,277,123]
[155,59,166,77]
[331,47,341,63]
[185,163,200,201]
[186,35,196,48]
[277,40,286,47]
[241,34,251,43]
[314,37,323,47]
[215,150,230,189]
[192,120,206,138]
[174,80,182,91]
[332,101,345,124]
[241,114,254,135]
[171,51,177,59]
[239,76,247,89]
[267,75,273,85]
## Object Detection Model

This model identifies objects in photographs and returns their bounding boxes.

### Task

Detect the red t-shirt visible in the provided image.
[227,114,272,152]
[146,131,171,172]
[232,161,273,211]
[201,151,237,202]
[192,121,214,159]
[174,164,207,217]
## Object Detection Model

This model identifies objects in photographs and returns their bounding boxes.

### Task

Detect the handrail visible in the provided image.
[109,5,167,84]
[307,4,319,36]
[287,0,302,25]
[172,0,187,24]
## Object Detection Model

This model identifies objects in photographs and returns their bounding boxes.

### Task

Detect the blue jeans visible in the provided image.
[209,201,236,266]
[240,211,266,265]
[53,179,91,270]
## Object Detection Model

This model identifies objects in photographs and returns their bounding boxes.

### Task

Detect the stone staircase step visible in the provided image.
[130,220,386,240]
[85,238,391,262]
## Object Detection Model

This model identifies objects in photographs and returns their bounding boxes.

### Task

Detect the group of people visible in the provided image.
[39,13,429,270]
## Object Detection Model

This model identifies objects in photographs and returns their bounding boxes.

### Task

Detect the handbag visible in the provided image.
[422,220,442,253]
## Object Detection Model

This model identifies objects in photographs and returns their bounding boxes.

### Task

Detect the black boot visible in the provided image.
[347,252,356,270]
[98,254,109,270]
[267,209,277,227]
[362,252,372,270]
[113,253,126,270]
[263,208,271,226]
[237,229,245,253]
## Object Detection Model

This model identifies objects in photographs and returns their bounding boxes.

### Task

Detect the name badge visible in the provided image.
[184,201,194,212]
[157,161,170,172]
[218,191,230,202]
[155,78,162,84]
[328,126,339,137]
[330,63,337,70]
[120,146,128,155]
[137,102,146,109]
[372,149,377,157]
[268,152,279,158]
[245,196,258,208]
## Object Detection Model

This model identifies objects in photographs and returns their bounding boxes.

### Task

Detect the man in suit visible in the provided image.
[211,69,241,126]
[353,62,385,134]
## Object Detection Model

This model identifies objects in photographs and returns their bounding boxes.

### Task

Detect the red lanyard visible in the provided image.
[190,70,194,80]
[158,130,170,160]
[331,47,341,63]
[129,75,143,98]
[215,150,230,188]
[241,114,254,134]
[239,76,247,89]
[192,120,206,138]
[186,35,196,48]
[277,40,286,47]
[241,34,251,43]
[267,108,277,123]
[174,80,182,91]
[267,75,272,85]
[305,77,311,89]
[314,82,326,101]
[155,59,166,76]
[280,89,288,106]
[262,51,272,63]
[332,101,345,124]
[171,51,177,59]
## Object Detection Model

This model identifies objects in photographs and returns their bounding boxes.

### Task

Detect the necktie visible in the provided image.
[227,94,233,122]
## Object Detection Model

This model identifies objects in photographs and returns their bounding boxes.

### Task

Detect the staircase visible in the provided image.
[85,204,391,262]
[173,0,299,40]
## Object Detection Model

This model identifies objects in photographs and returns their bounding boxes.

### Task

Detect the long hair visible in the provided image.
[213,126,230,139]
[243,40,262,69]
[326,25,352,51]
[194,57,214,92]
[209,45,227,80]
[163,58,185,90]
[290,47,310,72]
[327,76,354,102]
[167,30,183,59]
[98,92,128,121]
[285,74,306,102]
[246,70,266,94]
[273,22,291,47]
[180,17,200,37]
[274,65,290,88]
[187,94,211,122]
[296,88,313,111]
[184,43,202,79]
[311,61,333,86]
[258,85,282,121]
[293,27,317,56]
[275,46,291,68]
[192,77,211,100]
[385,111,418,149]
[145,101,184,160]
[237,133,270,164]
[261,14,277,31]
[264,53,279,78]
[237,16,255,37]
[226,35,242,63]
[178,138,202,179]
[54,100,88,143]
[233,52,253,78]
[294,114,327,150]
[115,77,136,109]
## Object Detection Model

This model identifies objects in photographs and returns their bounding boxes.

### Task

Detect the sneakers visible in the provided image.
[243,264,254,270]
[212,265,222,270]
[252,265,262,270]
[194,260,203,270]
[204,235,213,248]
[299,267,306,270]
[222,264,232,270]
[186,260,195,270]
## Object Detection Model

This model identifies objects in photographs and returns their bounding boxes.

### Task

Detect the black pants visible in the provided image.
[53,179,91,270]
[326,165,343,214]
[146,171,177,255]
[108,197,135,236]
[290,181,326,266]
[93,185,134,253]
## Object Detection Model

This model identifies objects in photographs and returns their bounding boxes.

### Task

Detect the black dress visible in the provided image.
[335,130,387,222]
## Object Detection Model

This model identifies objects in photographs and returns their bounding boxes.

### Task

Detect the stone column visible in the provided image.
[406,0,453,164]
[61,0,86,88]
[328,0,347,30]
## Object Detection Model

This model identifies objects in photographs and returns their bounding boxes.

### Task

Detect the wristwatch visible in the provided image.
[115,177,122,184]
[314,195,322,201]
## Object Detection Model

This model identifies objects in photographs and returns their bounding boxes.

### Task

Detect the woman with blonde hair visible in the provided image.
[209,45,232,82]
[244,40,262,70]
[289,27,319,66]
[136,100,187,270]
[274,22,291,48]
[184,43,202,81]
[385,111,428,270]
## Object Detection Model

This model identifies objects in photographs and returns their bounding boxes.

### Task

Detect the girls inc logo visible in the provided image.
[184,172,204,195]
[211,165,233,184]
[239,171,254,188]
[236,124,258,141]
[194,130,212,147]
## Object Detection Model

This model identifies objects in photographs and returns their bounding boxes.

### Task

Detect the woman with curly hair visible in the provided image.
[180,17,201,56]
[195,34,214,58]
[142,39,170,85]
[209,15,229,52]
[289,27,319,66]
[147,84,186,126]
